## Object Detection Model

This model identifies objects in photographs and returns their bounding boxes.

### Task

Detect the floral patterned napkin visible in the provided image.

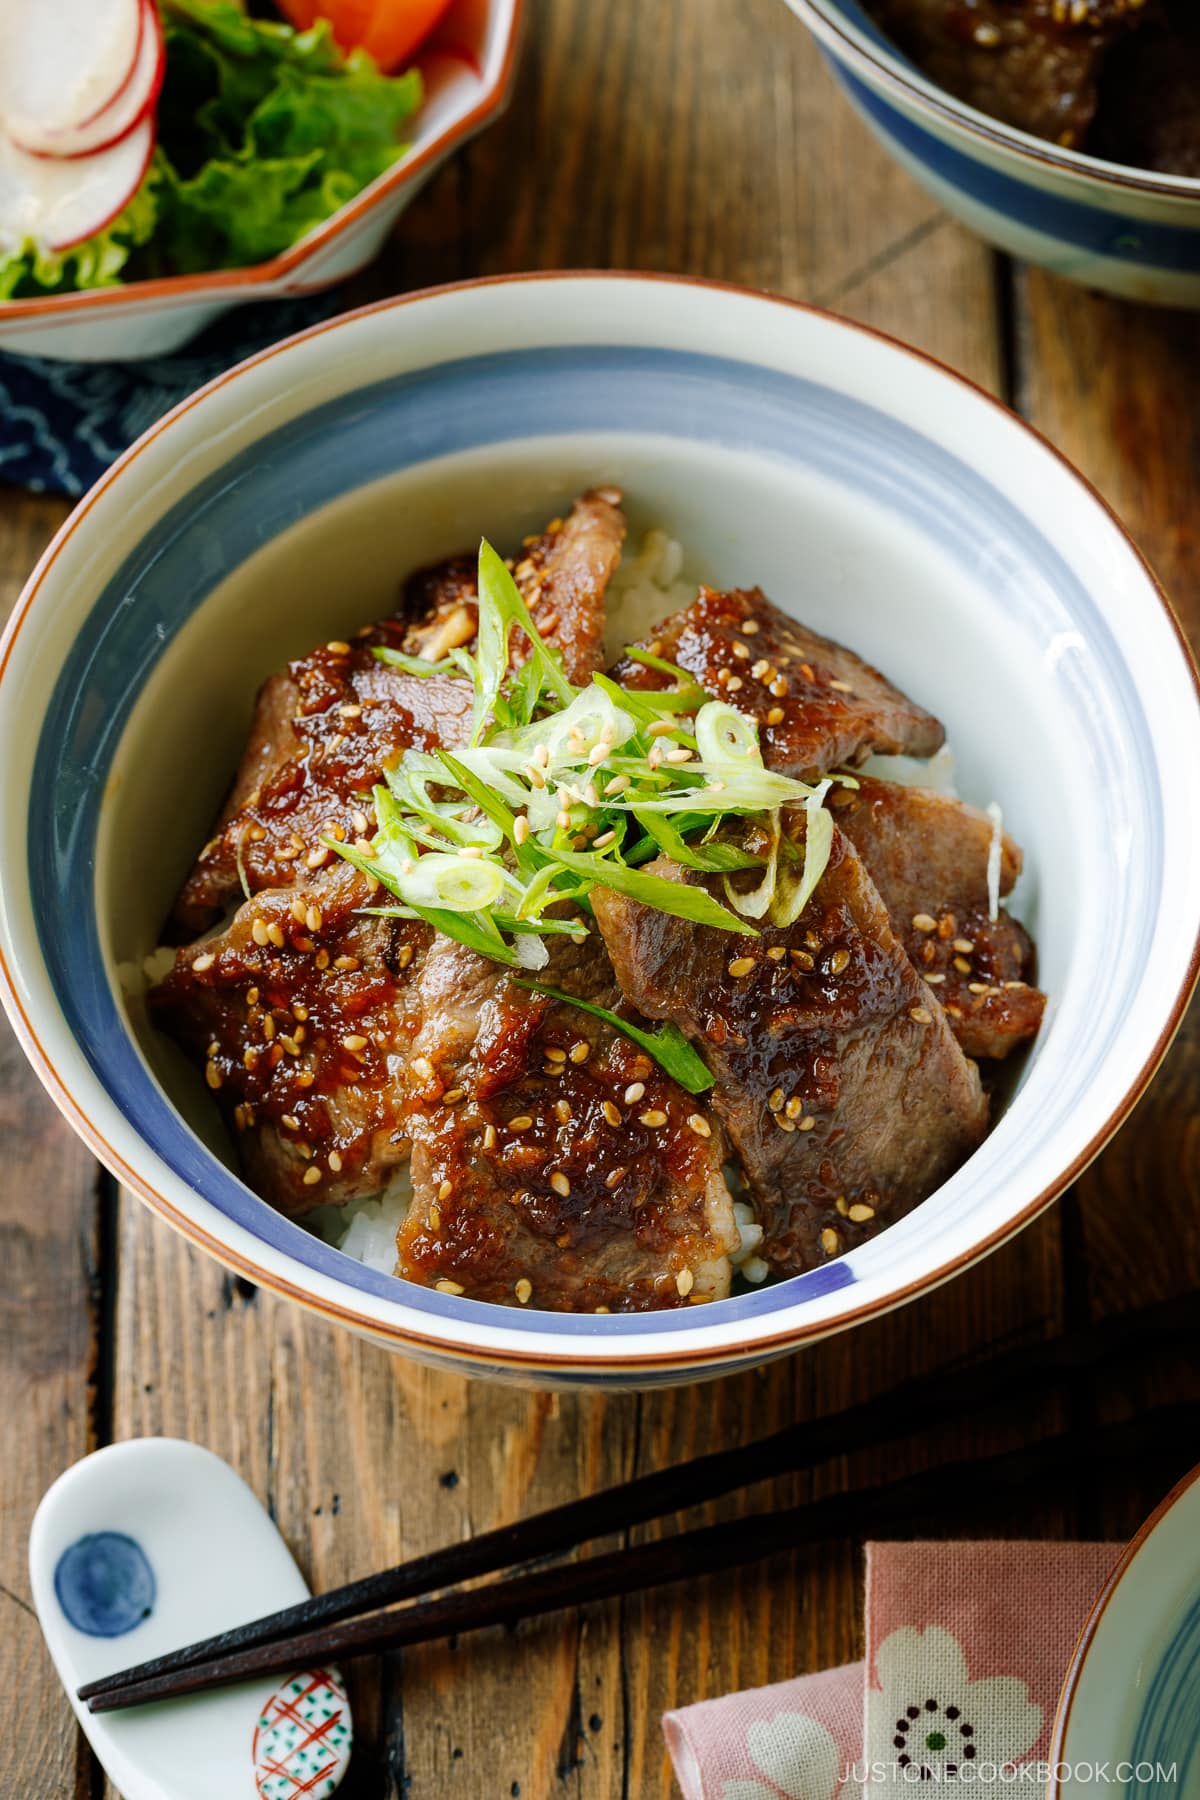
[663,1541,1120,1799]
[0,291,342,498]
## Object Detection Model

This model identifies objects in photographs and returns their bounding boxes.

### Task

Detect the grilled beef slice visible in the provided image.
[592,824,988,1276]
[612,587,943,779]
[152,863,429,1216]
[831,776,1046,1060]
[395,932,738,1311]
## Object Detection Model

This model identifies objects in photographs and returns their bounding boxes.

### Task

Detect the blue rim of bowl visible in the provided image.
[1048,1459,1200,1795]
[791,0,1200,200]
[1,271,1198,1371]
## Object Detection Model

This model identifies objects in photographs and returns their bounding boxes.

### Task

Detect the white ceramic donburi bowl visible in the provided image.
[0,273,1197,1387]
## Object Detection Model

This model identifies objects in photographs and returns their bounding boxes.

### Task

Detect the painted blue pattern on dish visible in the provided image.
[25,342,1160,1340]
[54,1533,155,1637]
[834,68,1200,271]
[1127,1586,1200,1800]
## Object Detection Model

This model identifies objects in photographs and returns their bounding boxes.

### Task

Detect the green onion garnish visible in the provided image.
[513,981,715,1094]
[327,538,836,973]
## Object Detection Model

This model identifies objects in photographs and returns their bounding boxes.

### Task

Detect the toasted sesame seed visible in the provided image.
[204,1062,222,1090]
[912,912,937,933]
[296,1069,315,1088]
[281,1113,300,1131]
[306,846,329,870]
[315,949,331,970]
[546,1047,567,1063]
[262,1015,276,1041]
[569,1041,590,1064]
[605,773,632,796]
[206,1040,219,1059]
[243,1047,259,1070]
[829,948,850,975]
[828,679,854,693]
[726,675,744,692]
[687,1113,711,1138]
[251,918,270,947]
[799,1115,815,1131]
[437,1179,453,1201]
[676,1268,695,1296]
[555,1099,573,1124]
[751,659,770,679]
[741,618,760,634]
[605,1167,627,1189]
[305,905,323,932]
[775,1114,796,1133]
[848,1202,876,1223]
[435,1279,464,1295]
[639,1109,668,1128]
[728,956,756,977]
[482,1124,497,1150]
[508,1114,534,1131]
[768,677,788,698]
[953,956,972,974]
[819,1226,839,1255]
[279,1035,301,1057]
[767,945,786,961]
[1003,980,1027,990]
[593,829,617,849]
[924,972,946,985]
[909,1005,933,1024]
[835,1196,849,1216]
[550,1172,571,1197]
[396,945,415,972]
[768,1086,785,1112]
[665,746,694,764]
[351,808,369,835]
[732,641,750,660]
[342,1034,369,1052]
[326,639,351,654]
[303,1165,322,1186]
[968,981,991,995]
[953,938,975,955]
[328,1150,343,1172]
[766,706,785,725]
[290,898,307,925]
[512,814,530,848]
[265,922,284,949]
[192,951,215,973]
[412,1056,433,1080]
[515,1278,533,1304]
[246,986,259,1006]
[784,1096,803,1119]
[602,1100,622,1127]
[443,1087,466,1105]
[339,702,363,719]
[624,1081,645,1104]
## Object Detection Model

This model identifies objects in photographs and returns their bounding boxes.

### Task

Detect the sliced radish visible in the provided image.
[13,0,164,160]
[0,114,153,253]
[0,0,143,143]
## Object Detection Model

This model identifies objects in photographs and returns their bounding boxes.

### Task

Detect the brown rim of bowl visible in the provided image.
[791,0,1200,201]
[0,270,1197,1371]
[0,0,525,324]
[1047,1459,1200,1796]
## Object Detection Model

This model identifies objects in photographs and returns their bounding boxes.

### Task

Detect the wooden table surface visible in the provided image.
[3,1,1199,1794]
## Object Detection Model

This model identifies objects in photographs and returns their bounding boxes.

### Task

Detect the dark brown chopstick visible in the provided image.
[86,1398,1200,1712]
[80,1289,1197,1709]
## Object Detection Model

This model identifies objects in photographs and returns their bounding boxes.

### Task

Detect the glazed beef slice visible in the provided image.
[864,0,1155,148]
[395,932,737,1312]
[593,825,988,1276]
[152,863,428,1217]
[613,587,943,779]
[174,489,627,936]
[832,776,1046,1061]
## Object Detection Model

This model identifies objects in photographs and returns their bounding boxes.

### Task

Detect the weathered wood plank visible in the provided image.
[1013,271,1200,1540]
[0,491,102,1800]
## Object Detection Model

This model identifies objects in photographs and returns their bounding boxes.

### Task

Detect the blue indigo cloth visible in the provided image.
[0,290,344,498]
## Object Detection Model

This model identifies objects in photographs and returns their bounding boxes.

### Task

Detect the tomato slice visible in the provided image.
[274,0,456,70]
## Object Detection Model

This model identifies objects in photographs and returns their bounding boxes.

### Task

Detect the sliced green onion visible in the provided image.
[632,810,764,872]
[622,645,708,696]
[373,646,461,678]
[548,847,758,936]
[512,981,715,1094]
[769,784,833,927]
[695,700,762,769]
[397,853,507,912]
[473,539,574,743]
[723,809,779,920]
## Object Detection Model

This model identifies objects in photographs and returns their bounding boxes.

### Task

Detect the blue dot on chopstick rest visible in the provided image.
[54,1533,156,1637]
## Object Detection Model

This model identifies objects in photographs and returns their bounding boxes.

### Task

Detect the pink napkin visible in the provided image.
[663,1541,1120,1799]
